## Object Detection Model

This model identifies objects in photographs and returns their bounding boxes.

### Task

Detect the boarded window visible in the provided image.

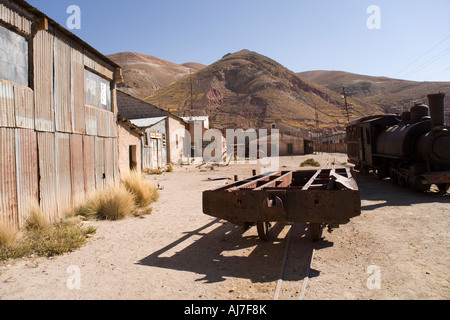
[84,69,111,111]
[0,25,29,87]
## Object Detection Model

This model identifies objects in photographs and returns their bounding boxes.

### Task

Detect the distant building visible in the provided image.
[117,90,189,166]
[0,0,123,229]
[117,116,144,175]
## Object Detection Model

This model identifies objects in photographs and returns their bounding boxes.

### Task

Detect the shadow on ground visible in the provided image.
[355,172,450,211]
[137,220,332,284]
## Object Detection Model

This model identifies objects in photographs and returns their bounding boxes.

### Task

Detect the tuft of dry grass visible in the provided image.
[300,158,321,167]
[0,202,96,261]
[1,173,160,261]
[75,185,138,221]
[121,170,159,207]
[0,223,17,248]
[24,201,52,233]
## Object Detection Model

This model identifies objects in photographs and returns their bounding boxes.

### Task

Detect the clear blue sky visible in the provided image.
[28,0,450,82]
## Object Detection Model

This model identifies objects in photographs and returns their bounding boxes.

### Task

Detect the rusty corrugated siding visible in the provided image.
[34,30,54,132]
[104,138,114,187]
[54,36,73,134]
[0,81,15,127]
[37,131,58,222]
[70,134,85,207]
[72,46,86,134]
[0,128,18,229]
[95,136,105,190]
[55,133,72,214]
[1,0,121,228]
[83,135,96,196]
[14,85,34,129]
[85,105,97,136]
[0,0,32,35]
[15,128,38,228]
[97,108,109,138]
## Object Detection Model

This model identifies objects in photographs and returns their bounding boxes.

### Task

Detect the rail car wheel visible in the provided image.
[256,222,272,241]
[437,183,450,194]
[309,223,323,242]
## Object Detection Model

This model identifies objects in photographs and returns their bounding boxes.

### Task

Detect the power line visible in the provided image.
[393,35,450,78]
[426,66,450,81]
[403,47,450,78]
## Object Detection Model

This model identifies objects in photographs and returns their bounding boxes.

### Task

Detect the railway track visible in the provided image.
[273,158,334,300]
[203,157,360,300]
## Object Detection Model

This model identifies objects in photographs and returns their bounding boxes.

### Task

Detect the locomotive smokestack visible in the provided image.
[427,93,446,128]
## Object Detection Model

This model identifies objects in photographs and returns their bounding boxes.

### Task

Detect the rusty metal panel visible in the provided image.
[104,138,114,187]
[97,108,108,137]
[34,30,54,132]
[70,134,85,207]
[83,135,96,197]
[37,131,58,222]
[55,133,72,215]
[0,0,32,34]
[95,136,105,190]
[85,105,97,135]
[113,137,119,185]
[14,85,34,129]
[0,128,18,230]
[15,128,38,228]
[0,81,15,127]
[142,146,152,170]
[53,36,73,133]
[72,47,86,134]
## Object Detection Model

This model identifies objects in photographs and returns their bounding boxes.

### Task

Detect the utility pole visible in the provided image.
[341,86,352,122]
[189,69,193,121]
[314,105,322,154]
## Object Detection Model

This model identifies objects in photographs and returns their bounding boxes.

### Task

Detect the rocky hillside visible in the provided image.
[298,70,450,118]
[107,52,206,98]
[144,50,381,131]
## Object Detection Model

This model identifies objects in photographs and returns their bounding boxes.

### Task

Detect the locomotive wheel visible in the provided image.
[309,223,323,242]
[257,222,272,241]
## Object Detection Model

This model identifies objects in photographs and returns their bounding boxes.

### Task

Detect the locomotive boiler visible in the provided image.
[345,93,450,192]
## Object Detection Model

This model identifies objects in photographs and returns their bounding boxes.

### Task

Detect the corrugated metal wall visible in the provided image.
[0,0,120,229]
[0,128,18,229]
[15,128,38,227]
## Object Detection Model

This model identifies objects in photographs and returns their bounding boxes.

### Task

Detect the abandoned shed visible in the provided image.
[0,0,123,229]
[117,90,188,166]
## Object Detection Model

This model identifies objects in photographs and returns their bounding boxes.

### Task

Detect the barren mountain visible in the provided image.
[298,70,450,119]
[107,52,203,98]
[144,50,381,131]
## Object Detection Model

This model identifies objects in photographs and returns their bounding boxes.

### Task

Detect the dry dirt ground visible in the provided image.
[0,153,449,300]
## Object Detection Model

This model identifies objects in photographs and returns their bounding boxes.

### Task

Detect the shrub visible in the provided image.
[121,170,159,207]
[76,185,138,221]
[300,158,321,167]
[0,223,17,248]
[0,204,96,261]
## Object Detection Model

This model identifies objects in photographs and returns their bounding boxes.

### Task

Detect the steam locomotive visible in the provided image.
[345,93,450,193]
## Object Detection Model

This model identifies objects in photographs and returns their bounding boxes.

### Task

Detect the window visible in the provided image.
[84,69,111,111]
[0,25,29,86]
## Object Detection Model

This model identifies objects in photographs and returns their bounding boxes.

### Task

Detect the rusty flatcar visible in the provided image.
[203,167,361,241]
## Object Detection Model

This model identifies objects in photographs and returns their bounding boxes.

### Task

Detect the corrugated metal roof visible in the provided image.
[130,117,167,128]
